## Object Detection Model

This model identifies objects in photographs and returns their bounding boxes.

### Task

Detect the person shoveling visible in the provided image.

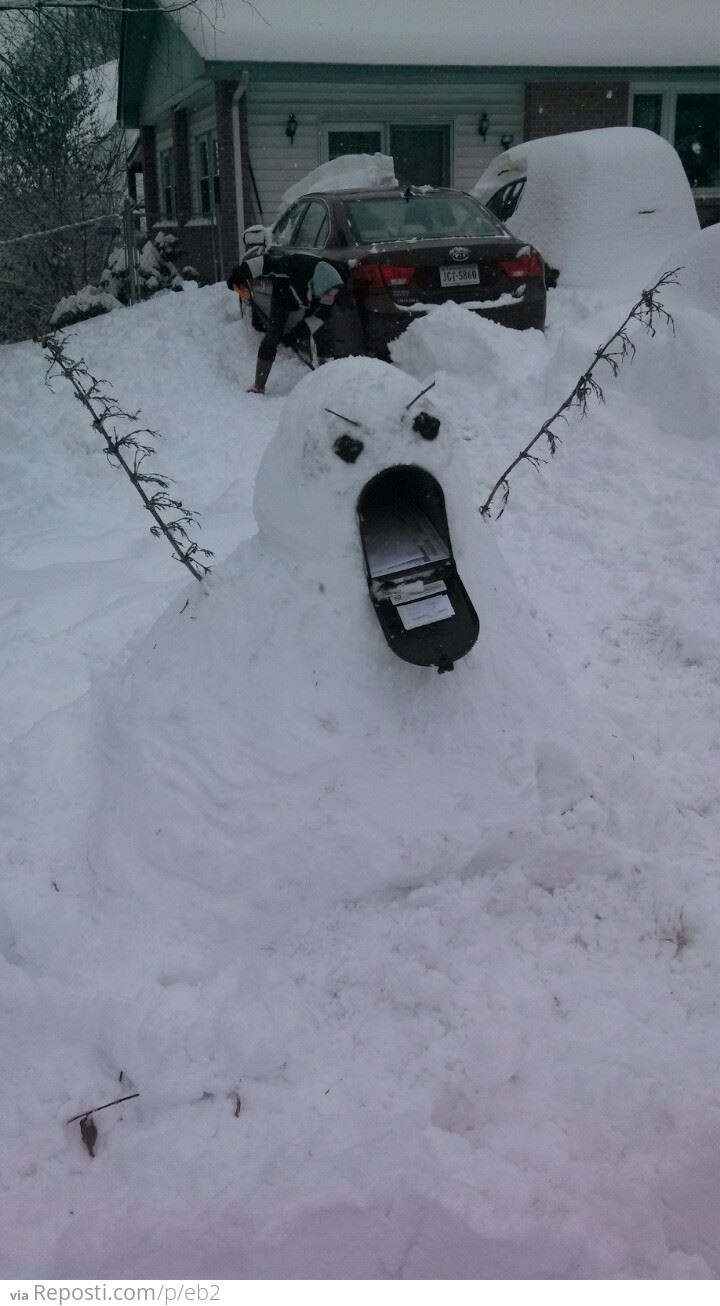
[227,258,344,394]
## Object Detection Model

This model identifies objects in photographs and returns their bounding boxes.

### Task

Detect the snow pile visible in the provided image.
[474,128,700,289]
[656,221,720,321]
[3,282,720,1277]
[279,153,397,212]
[618,224,720,440]
[390,299,549,383]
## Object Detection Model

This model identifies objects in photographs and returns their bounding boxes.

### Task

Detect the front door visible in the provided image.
[390,125,450,188]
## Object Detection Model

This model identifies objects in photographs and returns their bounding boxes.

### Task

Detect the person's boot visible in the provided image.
[247,357,272,394]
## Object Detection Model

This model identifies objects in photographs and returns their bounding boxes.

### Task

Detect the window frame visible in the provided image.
[290,198,331,250]
[629,82,720,193]
[158,146,175,221]
[270,200,308,248]
[193,129,220,220]
[321,122,385,162]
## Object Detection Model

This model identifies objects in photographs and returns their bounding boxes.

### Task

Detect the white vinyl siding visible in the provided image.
[245,80,524,219]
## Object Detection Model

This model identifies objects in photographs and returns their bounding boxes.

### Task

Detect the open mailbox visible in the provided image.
[357,466,479,673]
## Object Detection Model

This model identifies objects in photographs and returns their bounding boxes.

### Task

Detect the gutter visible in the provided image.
[232,73,250,256]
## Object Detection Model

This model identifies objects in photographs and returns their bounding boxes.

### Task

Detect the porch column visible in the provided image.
[139,124,159,231]
[214,79,240,275]
[238,92,257,229]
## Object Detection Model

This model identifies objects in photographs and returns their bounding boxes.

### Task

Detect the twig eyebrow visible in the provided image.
[324,407,360,426]
[405,381,436,410]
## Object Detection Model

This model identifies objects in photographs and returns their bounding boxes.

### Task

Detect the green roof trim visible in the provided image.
[119,0,205,127]
[204,61,719,86]
[118,0,159,127]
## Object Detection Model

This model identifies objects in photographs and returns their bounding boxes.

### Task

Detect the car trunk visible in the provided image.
[351,238,537,310]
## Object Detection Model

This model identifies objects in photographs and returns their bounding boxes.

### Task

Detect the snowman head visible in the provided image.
[253,358,479,574]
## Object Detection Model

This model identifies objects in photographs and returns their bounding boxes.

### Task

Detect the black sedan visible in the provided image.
[242,187,547,359]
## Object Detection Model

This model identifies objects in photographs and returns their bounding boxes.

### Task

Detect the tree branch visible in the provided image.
[67,1091,139,1125]
[0,1,199,11]
[42,332,213,582]
[479,269,681,520]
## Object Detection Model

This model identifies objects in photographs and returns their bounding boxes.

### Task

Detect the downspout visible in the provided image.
[232,72,250,254]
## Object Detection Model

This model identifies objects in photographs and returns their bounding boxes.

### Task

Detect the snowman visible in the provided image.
[93,356,591,916]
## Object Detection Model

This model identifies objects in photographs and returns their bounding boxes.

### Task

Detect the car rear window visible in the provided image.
[344,194,505,244]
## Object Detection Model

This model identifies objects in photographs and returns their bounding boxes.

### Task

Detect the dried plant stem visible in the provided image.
[67,1092,139,1125]
[42,332,212,581]
[479,269,680,520]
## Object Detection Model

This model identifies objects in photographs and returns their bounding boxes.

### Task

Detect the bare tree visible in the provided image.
[0,6,127,339]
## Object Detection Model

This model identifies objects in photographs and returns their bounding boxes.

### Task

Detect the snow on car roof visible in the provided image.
[159,0,720,67]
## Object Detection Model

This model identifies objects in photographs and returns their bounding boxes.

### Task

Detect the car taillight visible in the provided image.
[353,263,415,290]
[500,253,544,279]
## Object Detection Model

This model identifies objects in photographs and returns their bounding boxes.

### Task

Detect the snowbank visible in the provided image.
[3,283,720,1278]
[656,222,720,321]
[474,128,700,290]
[617,223,720,440]
[279,153,397,213]
[390,299,549,383]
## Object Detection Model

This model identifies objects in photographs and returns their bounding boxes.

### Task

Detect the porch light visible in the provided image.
[285,113,298,144]
[478,112,490,141]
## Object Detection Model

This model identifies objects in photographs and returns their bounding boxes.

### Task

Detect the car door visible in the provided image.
[263,199,332,342]
[281,199,331,295]
[250,200,308,320]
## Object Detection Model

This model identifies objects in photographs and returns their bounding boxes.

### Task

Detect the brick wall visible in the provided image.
[141,100,228,283]
[214,79,240,276]
[524,81,629,140]
[139,125,159,231]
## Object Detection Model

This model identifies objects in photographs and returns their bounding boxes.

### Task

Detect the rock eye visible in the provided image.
[334,434,364,464]
[412,411,441,441]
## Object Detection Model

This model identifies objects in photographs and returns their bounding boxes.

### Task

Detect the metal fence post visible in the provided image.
[122,196,139,305]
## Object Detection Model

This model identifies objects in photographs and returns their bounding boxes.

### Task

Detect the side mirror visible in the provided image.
[243,224,269,250]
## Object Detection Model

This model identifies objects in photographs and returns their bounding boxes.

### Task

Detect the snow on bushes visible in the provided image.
[50,286,122,329]
[51,231,189,327]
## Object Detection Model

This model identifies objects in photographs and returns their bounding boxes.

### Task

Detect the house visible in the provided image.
[117,0,720,282]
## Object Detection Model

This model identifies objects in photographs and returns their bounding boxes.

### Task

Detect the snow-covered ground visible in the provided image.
[2,252,720,1278]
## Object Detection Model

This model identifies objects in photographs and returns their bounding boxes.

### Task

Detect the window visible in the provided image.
[159,147,174,219]
[485,178,526,223]
[675,94,720,189]
[323,123,384,162]
[292,200,330,248]
[271,201,305,246]
[390,125,451,188]
[345,192,503,244]
[631,85,720,190]
[196,131,220,218]
[632,93,663,135]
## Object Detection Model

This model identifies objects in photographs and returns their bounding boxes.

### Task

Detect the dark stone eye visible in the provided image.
[412,411,441,441]
[334,434,364,463]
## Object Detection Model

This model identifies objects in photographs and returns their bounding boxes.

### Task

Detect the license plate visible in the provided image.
[440,264,480,287]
